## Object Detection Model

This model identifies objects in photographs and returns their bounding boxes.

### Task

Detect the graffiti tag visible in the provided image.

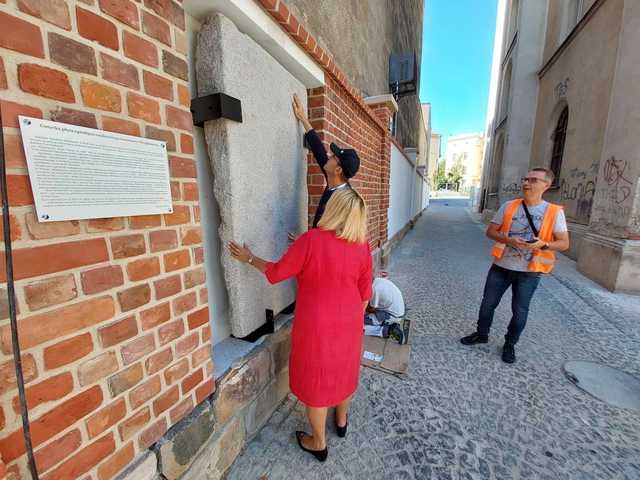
[603,156,633,205]
[560,178,595,220]
[502,183,520,194]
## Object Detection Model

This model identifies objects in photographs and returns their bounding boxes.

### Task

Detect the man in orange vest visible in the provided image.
[461,168,570,363]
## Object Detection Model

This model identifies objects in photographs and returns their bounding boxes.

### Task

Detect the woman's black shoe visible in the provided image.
[335,414,348,438]
[295,431,328,462]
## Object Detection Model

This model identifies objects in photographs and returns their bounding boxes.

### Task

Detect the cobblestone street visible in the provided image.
[226,199,640,480]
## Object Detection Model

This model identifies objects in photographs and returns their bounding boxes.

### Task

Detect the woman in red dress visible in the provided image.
[229,188,372,462]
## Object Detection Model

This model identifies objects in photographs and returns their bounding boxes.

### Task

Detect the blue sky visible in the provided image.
[419,0,498,156]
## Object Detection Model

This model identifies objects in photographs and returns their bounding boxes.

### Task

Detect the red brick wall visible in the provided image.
[0,1,213,478]
[307,79,391,248]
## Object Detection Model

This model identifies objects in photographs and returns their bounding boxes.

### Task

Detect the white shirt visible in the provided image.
[329,183,348,191]
[370,278,405,317]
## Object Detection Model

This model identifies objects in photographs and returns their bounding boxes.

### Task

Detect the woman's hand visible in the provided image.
[228,241,253,263]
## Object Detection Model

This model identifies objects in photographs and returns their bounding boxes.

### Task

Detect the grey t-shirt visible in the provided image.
[491,201,567,272]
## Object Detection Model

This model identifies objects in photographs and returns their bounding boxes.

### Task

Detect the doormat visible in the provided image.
[361,319,412,375]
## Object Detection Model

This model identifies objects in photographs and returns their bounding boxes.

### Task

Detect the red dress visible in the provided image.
[265,229,373,407]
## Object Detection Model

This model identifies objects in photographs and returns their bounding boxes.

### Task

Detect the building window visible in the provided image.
[499,62,513,121]
[550,106,569,184]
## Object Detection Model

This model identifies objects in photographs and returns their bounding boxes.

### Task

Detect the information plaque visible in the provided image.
[18,116,173,222]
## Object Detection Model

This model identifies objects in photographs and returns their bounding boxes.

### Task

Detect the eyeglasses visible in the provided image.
[521,177,546,184]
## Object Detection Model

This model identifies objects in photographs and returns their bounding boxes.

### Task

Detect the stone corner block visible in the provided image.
[114,451,157,480]
[156,400,216,480]
[178,416,245,480]
[214,347,272,426]
[244,367,289,438]
[264,321,292,374]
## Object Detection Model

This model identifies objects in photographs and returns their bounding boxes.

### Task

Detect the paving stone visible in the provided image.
[224,200,640,479]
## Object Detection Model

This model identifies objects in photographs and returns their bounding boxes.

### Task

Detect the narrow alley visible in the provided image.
[226,199,640,480]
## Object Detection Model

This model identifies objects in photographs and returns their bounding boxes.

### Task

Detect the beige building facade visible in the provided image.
[480,0,640,293]
[446,133,485,191]
[429,132,442,182]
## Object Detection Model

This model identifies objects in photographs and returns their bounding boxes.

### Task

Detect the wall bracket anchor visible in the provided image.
[190,93,243,127]
[232,309,275,343]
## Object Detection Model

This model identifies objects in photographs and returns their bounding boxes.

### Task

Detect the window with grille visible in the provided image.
[550,106,569,184]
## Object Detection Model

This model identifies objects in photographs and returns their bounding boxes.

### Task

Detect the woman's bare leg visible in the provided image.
[335,395,352,427]
[302,406,327,449]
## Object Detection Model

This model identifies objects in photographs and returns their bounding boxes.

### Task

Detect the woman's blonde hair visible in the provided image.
[317,187,368,243]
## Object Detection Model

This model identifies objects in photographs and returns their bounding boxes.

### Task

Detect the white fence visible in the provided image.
[388,142,430,240]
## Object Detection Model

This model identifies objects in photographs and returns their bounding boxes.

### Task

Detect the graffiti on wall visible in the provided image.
[501,183,521,195]
[591,156,637,232]
[560,178,595,221]
[558,163,599,222]
[602,156,633,205]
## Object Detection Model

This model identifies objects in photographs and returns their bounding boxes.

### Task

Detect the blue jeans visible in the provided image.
[477,264,541,345]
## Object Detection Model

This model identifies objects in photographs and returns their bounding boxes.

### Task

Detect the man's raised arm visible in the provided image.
[292,94,328,171]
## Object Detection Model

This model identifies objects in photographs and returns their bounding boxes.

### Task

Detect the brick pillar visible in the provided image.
[364,95,398,260]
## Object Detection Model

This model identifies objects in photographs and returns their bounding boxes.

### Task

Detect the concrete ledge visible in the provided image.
[364,94,399,113]
[184,0,324,88]
[566,222,589,261]
[577,232,640,294]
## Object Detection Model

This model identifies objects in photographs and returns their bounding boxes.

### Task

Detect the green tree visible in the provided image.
[447,162,464,191]
[434,159,447,189]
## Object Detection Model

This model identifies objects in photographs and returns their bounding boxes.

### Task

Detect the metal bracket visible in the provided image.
[190,93,242,127]
[232,309,275,343]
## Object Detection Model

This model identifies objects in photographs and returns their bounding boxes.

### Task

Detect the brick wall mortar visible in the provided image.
[0,1,213,478]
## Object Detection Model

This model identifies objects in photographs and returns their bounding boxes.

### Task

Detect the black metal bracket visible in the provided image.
[232,309,275,343]
[190,93,242,127]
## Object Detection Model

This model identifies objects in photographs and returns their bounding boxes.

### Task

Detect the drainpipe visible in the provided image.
[0,112,40,480]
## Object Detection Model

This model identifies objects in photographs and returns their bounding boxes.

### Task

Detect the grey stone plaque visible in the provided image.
[196,14,308,337]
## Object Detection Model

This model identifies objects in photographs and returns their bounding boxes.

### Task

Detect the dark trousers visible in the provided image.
[477,264,541,345]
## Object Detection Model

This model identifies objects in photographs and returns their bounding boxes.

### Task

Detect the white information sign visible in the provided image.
[19,116,173,222]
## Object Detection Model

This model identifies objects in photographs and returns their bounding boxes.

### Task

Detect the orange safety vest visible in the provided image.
[491,199,562,273]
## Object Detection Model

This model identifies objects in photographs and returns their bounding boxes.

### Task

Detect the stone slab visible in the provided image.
[243,367,289,438]
[214,347,272,426]
[157,401,217,480]
[114,451,157,480]
[577,232,640,293]
[196,13,308,338]
[180,416,245,480]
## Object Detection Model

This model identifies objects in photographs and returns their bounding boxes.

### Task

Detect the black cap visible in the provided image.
[330,142,360,179]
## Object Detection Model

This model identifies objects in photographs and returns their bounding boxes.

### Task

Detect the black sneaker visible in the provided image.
[502,344,516,364]
[460,332,488,345]
[388,323,404,344]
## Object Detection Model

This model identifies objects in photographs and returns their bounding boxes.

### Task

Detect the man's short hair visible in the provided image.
[531,167,555,184]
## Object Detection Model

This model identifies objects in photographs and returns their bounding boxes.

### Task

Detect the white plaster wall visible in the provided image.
[389,143,417,239]
[196,14,308,338]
